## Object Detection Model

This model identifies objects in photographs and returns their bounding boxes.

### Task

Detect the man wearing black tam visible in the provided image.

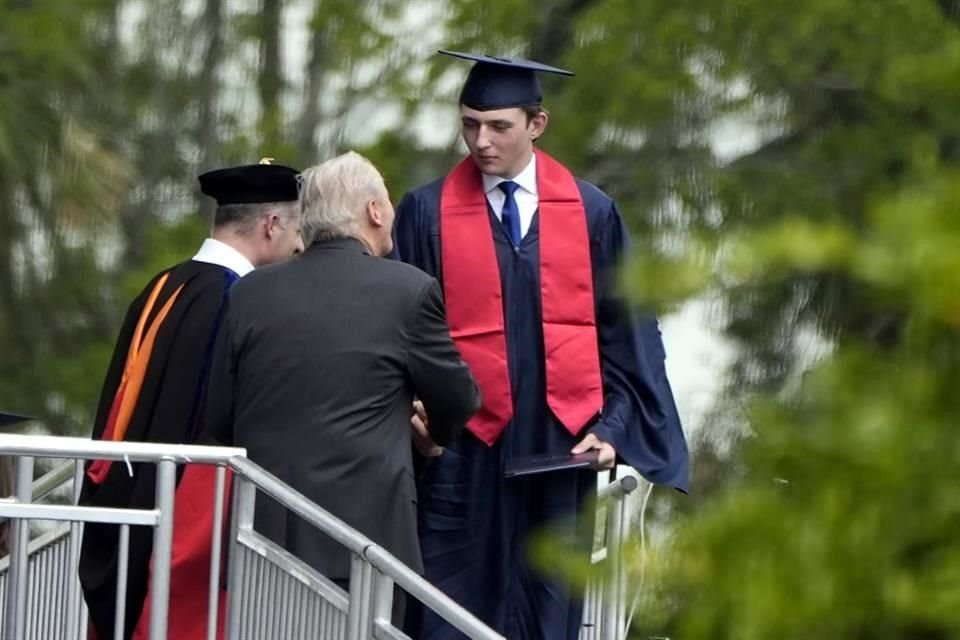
[78,160,303,640]
[393,52,689,638]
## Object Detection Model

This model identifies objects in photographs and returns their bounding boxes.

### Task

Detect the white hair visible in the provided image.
[298,151,386,246]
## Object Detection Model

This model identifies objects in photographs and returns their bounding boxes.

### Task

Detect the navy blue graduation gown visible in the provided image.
[392,174,689,639]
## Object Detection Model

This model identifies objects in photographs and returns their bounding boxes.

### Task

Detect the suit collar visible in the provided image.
[308,236,370,255]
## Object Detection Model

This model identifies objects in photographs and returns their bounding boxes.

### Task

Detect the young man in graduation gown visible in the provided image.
[78,161,304,640]
[391,51,690,639]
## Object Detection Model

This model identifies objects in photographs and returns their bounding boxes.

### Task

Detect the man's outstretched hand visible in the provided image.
[411,400,443,457]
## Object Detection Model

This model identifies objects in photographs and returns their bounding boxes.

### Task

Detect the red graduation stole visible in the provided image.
[440,148,603,446]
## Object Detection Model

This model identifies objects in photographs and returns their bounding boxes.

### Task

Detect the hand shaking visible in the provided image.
[411,400,443,457]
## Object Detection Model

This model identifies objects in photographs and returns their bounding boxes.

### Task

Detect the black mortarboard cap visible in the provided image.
[439,50,574,111]
[0,412,33,428]
[198,160,300,206]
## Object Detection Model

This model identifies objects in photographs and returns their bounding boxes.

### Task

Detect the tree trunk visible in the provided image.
[258,0,284,151]
[197,0,223,217]
[125,0,187,268]
[296,0,329,164]
[527,0,597,66]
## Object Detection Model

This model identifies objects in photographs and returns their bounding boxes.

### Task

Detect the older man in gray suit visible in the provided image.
[202,151,480,615]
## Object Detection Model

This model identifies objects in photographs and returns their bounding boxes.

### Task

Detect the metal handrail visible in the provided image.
[0,434,641,640]
[229,458,375,557]
[233,458,637,640]
[0,435,505,640]
[29,461,74,503]
[364,545,503,640]
[0,434,246,464]
[597,475,638,501]
[598,473,639,640]
[0,520,72,572]
[0,461,75,526]
[230,457,504,640]
[0,435,243,640]
[0,435,638,640]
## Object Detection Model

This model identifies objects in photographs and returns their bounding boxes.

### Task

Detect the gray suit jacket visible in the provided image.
[203,237,480,578]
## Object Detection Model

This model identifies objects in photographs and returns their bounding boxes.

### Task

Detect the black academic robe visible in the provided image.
[78,260,238,640]
[392,174,689,639]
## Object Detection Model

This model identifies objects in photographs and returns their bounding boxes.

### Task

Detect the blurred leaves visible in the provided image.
[632,335,960,639]
[551,164,960,633]
[0,0,423,432]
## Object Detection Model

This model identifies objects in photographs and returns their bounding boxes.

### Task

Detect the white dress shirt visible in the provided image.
[192,238,255,277]
[482,154,539,240]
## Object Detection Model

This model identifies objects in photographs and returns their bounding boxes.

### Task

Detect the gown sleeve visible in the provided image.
[588,203,690,491]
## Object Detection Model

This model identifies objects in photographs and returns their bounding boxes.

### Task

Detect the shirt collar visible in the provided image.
[482,153,538,197]
[192,238,255,277]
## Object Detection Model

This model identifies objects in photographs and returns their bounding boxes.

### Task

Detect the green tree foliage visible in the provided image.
[0,0,130,431]
[626,170,960,638]
[0,0,411,433]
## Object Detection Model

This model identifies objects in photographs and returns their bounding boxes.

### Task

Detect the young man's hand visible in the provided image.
[571,433,616,470]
